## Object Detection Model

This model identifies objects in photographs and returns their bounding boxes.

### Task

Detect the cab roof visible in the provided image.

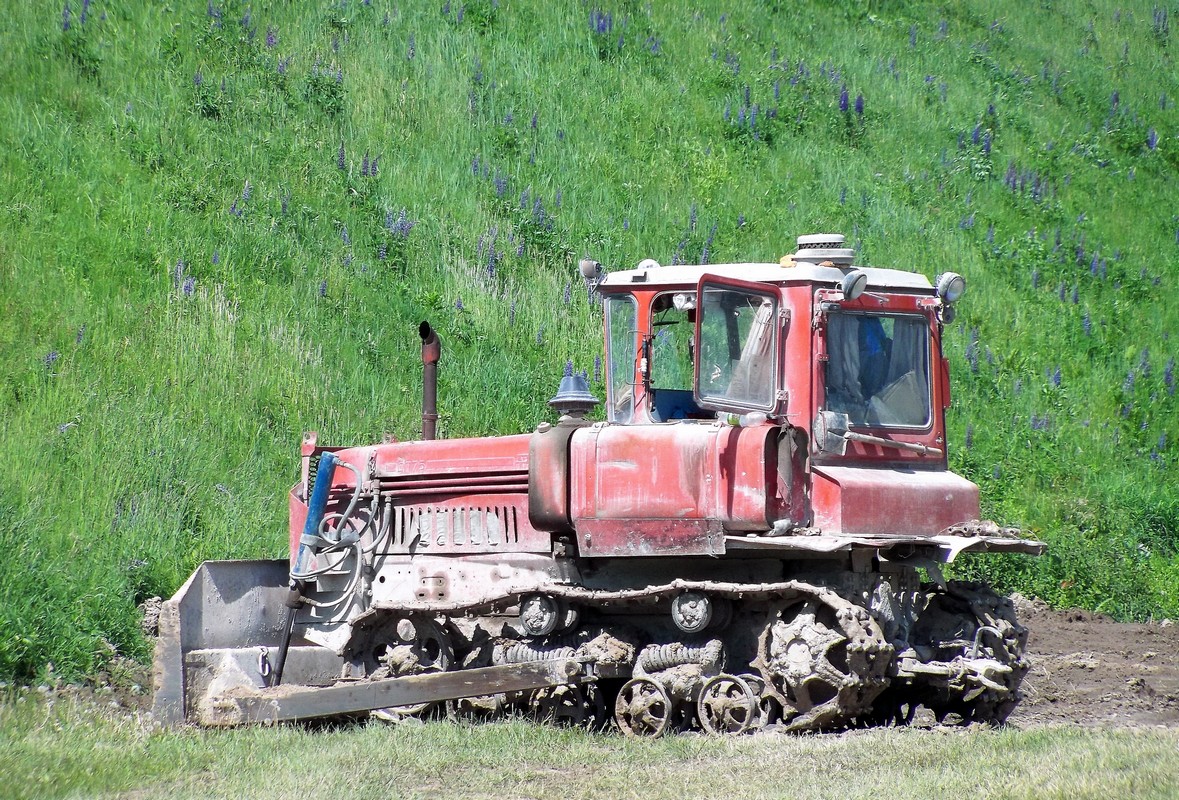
[597,259,935,294]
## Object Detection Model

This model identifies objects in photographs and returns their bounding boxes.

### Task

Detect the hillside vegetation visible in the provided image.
[0,0,1176,683]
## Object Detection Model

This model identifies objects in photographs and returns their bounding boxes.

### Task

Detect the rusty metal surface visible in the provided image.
[204,658,586,726]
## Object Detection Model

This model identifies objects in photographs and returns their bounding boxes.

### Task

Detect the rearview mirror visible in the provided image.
[813,410,850,455]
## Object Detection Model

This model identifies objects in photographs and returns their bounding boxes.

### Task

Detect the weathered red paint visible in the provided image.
[810,465,979,535]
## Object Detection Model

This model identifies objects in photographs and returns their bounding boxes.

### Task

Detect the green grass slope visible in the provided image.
[0,0,1176,683]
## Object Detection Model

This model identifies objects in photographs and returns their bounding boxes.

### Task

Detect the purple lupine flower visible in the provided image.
[378,242,387,261]
[563,359,574,378]
[63,1,71,31]
[839,85,849,113]
[337,141,346,170]
[1148,128,1158,150]
[982,131,992,155]
[536,325,544,345]
[407,35,415,60]
[1123,370,1136,393]
[182,276,196,296]
[75,324,85,345]
[266,27,277,48]
[194,71,204,87]
[361,152,370,177]
[318,280,327,297]
[341,226,350,245]
[964,424,974,449]
[174,259,185,287]
[1057,283,1066,302]
[242,180,252,202]
[281,190,290,215]
[212,249,220,265]
[44,350,60,369]
[593,355,602,383]
[562,282,572,305]
[1071,285,1079,304]
[986,224,995,244]
[1110,90,1119,112]
[972,124,981,145]
[1082,312,1092,336]
[455,297,463,311]
[1164,358,1174,395]
[1140,347,1152,378]
[531,111,538,130]
[1052,366,1062,388]
[854,94,864,115]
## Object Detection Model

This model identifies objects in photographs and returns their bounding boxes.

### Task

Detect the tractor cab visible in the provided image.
[595,234,963,469]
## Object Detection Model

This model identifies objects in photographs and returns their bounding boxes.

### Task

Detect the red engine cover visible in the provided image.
[568,423,780,556]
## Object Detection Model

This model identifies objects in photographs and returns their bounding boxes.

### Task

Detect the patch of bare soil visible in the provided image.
[1007,595,1179,729]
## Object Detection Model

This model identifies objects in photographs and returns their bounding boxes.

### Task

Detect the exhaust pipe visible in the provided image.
[419,321,441,440]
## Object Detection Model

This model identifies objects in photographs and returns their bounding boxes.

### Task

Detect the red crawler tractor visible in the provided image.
[154,234,1043,734]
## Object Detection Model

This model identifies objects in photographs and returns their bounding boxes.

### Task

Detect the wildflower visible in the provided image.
[341,226,350,245]
[964,424,974,449]
[265,27,277,48]
[1031,269,1039,289]
[183,276,196,296]
[44,350,60,369]
[361,152,370,177]
[1165,358,1175,395]
[563,282,571,305]
[1147,128,1158,150]
[281,191,290,215]
[337,141,346,170]
[212,249,220,265]
[194,71,204,87]
[536,325,544,345]
[1052,366,1062,387]
[455,297,463,311]
[854,94,864,115]
[1123,370,1136,393]
[909,25,917,47]
[839,85,849,113]
[407,35,415,60]
[378,243,387,261]
[318,280,327,297]
[594,354,602,383]
[63,1,71,31]
[75,324,85,345]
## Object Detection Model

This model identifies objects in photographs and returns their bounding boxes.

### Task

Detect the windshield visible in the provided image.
[825,312,931,428]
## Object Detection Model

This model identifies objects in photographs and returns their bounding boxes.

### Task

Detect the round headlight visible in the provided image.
[935,272,967,303]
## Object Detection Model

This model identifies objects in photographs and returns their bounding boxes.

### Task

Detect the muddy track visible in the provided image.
[1006,595,1179,729]
[64,595,1179,731]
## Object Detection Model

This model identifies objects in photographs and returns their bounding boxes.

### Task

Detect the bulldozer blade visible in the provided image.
[153,559,345,728]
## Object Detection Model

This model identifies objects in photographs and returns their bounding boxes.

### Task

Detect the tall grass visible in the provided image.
[0,0,1176,682]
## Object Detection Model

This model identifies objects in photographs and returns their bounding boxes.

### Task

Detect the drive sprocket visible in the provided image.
[752,586,892,731]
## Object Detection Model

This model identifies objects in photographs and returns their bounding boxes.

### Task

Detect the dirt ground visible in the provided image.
[1006,595,1179,729]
